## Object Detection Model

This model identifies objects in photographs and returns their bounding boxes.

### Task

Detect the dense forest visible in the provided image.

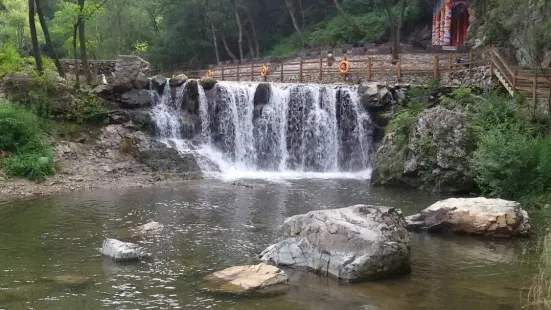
[1,0,551,70]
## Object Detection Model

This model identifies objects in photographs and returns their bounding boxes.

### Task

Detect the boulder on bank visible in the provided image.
[151,75,168,93]
[406,197,531,237]
[204,263,289,294]
[133,142,202,178]
[259,205,410,282]
[101,238,149,261]
[120,89,152,109]
[372,106,475,193]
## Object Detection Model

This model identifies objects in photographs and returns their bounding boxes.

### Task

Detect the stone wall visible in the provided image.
[60,56,150,84]
[60,59,116,76]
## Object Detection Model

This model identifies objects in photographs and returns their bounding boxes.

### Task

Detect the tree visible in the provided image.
[35,0,65,77]
[332,0,363,41]
[28,0,43,73]
[378,0,407,61]
[284,0,306,48]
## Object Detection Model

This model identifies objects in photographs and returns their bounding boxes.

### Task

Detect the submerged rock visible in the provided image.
[101,238,148,261]
[406,197,531,237]
[204,263,288,294]
[132,221,164,237]
[259,205,410,282]
[52,275,90,287]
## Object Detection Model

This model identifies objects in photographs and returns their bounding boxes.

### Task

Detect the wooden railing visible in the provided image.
[156,49,492,84]
[152,47,550,102]
[491,48,551,101]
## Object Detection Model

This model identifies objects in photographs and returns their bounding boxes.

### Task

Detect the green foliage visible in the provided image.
[270,36,302,57]
[386,86,430,148]
[469,94,551,207]
[0,44,26,76]
[0,101,54,180]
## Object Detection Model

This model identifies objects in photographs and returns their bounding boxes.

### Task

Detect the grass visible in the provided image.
[528,233,551,309]
[0,100,55,180]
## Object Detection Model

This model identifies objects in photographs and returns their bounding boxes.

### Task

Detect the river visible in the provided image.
[0,179,538,309]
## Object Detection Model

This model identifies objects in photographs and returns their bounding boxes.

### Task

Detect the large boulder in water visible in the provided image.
[183,80,200,113]
[199,78,217,90]
[169,74,188,87]
[204,263,289,294]
[101,238,148,261]
[259,205,410,282]
[406,197,531,237]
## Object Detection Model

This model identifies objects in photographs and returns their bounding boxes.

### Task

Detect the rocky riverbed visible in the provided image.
[0,124,202,202]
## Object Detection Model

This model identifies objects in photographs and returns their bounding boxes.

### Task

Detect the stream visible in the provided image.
[0,179,539,309]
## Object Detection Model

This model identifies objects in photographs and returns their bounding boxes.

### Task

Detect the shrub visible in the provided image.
[0,101,54,180]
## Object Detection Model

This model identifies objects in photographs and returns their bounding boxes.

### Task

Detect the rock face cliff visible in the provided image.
[372,106,476,193]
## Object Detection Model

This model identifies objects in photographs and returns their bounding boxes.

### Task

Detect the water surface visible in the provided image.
[0,180,538,309]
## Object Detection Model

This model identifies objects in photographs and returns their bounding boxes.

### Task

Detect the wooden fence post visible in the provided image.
[489,49,495,79]
[533,73,538,103]
[449,54,453,72]
[251,63,254,81]
[367,57,372,81]
[319,58,323,81]
[280,61,284,82]
[397,56,401,82]
[237,64,240,82]
[433,56,440,81]
[299,58,303,83]
[221,67,225,80]
[513,69,518,92]
[469,51,473,78]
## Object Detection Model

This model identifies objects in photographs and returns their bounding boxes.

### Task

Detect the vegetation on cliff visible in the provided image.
[377,86,551,208]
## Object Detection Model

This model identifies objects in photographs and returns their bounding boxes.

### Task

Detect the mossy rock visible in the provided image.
[169,74,188,87]
[254,83,271,106]
[199,78,218,90]
[185,80,200,113]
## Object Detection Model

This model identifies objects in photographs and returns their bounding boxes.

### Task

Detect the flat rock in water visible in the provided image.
[406,197,531,237]
[204,263,288,294]
[101,238,148,261]
[259,205,411,282]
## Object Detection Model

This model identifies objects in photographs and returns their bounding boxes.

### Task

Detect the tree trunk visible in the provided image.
[382,1,398,61]
[234,8,244,63]
[28,0,43,74]
[333,0,363,41]
[78,0,92,85]
[35,0,65,78]
[299,0,305,30]
[285,0,306,48]
[221,33,237,62]
[73,24,80,88]
[243,8,260,57]
[243,27,255,58]
[210,21,220,64]
[396,0,406,55]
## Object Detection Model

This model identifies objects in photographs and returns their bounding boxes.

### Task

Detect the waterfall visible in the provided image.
[150,80,373,180]
[150,80,189,152]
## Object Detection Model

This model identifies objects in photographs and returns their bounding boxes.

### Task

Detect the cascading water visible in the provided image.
[150,80,189,152]
[150,79,373,180]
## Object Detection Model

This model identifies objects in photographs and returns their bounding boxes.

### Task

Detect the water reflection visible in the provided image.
[0,180,539,309]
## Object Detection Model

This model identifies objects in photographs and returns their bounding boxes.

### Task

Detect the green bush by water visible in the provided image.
[0,101,54,180]
[468,93,551,207]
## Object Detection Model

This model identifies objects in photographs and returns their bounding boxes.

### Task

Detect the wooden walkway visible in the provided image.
[153,48,550,102]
